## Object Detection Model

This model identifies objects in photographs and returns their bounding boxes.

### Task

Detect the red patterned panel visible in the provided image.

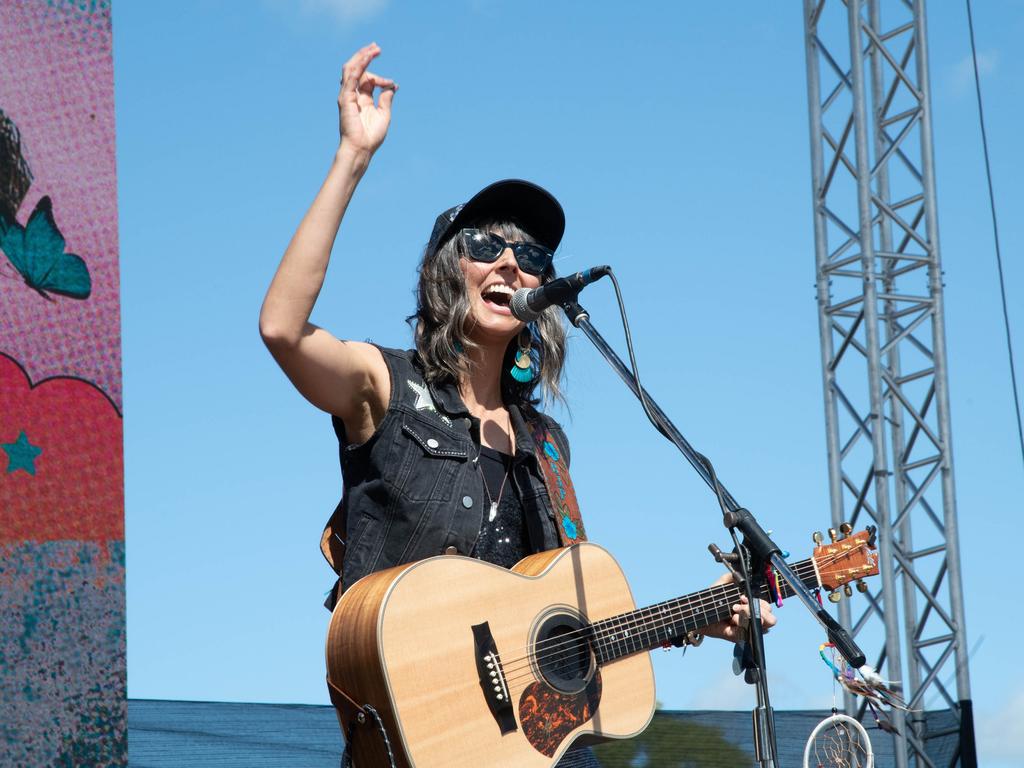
[0,353,123,545]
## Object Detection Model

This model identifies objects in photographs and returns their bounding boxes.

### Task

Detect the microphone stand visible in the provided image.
[559,298,868,768]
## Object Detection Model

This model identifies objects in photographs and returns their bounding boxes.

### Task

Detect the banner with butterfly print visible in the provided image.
[0,2,125,766]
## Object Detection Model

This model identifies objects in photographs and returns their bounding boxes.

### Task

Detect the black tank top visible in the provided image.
[470,445,531,568]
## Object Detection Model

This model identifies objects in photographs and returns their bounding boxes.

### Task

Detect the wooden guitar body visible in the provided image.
[326,543,656,768]
[326,527,880,767]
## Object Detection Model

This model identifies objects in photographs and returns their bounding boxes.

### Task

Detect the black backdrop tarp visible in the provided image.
[128,699,958,767]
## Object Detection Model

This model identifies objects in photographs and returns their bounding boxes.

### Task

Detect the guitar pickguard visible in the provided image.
[518,672,602,757]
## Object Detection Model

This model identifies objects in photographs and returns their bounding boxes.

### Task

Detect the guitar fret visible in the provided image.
[590,557,822,665]
[594,621,609,664]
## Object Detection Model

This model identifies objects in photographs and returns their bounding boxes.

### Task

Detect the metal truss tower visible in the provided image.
[802,1,976,766]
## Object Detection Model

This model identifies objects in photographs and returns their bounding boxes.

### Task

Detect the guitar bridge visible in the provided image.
[471,622,517,735]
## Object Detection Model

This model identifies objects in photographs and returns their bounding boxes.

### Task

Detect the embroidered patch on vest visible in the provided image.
[406,379,452,426]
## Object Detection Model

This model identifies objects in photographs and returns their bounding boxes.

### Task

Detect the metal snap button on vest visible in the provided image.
[445,546,458,556]
[462,495,473,508]
[426,438,439,449]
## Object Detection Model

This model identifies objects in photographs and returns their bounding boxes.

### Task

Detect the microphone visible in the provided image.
[510,266,611,322]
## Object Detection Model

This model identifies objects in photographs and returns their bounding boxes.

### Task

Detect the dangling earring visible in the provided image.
[510,328,536,383]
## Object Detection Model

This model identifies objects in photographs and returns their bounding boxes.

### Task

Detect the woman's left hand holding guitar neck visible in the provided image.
[702,572,778,643]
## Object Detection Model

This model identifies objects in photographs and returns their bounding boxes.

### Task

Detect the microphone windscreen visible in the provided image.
[510,288,542,322]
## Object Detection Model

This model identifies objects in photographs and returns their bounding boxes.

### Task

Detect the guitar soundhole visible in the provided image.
[533,611,595,694]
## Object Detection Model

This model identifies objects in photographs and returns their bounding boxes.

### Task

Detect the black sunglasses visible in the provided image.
[459,229,554,276]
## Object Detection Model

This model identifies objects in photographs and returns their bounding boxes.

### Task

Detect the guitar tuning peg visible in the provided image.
[839,522,852,536]
[828,528,838,543]
[843,584,853,597]
[813,531,824,545]
[856,580,868,593]
[828,590,842,603]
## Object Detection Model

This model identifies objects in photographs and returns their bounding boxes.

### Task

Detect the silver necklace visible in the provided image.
[478,411,513,522]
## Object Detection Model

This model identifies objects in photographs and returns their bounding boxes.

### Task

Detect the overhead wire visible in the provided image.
[965,0,1024,471]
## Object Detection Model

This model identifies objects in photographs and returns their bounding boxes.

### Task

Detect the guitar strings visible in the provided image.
[497,572,780,690]
[494,548,864,686]
[499,546,860,674]
[497,549,855,680]
[496,558,829,690]
[499,582,743,689]
[495,558,829,685]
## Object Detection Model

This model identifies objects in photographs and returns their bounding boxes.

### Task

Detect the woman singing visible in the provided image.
[260,43,773,768]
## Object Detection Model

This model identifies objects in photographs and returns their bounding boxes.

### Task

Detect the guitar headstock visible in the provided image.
[811,524,880,597]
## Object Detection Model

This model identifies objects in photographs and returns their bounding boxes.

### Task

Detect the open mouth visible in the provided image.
[482,284,514,309]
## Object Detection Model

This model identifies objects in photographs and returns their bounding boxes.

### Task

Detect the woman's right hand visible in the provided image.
[338,43,397,160]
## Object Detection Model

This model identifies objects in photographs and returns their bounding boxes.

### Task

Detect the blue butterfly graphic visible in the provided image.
[0,196,91,300]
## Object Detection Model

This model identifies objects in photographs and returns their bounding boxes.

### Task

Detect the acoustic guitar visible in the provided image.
[326,527,879,767]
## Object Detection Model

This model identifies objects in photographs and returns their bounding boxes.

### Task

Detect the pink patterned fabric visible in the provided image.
[0,2,124,764]
[0,0,120,408]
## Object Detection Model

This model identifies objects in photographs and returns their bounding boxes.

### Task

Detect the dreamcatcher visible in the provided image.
[803,712,874,768]
[804,642,909,767]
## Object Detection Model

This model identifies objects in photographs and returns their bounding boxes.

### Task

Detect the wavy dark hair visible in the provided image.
[410,219,566,406]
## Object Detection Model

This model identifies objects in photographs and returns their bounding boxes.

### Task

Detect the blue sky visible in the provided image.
[115,2,1023,764]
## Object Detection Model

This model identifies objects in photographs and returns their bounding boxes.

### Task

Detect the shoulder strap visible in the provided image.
[321,498,346,575]
[527,418,587,546]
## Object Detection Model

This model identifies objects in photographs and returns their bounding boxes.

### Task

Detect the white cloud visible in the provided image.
[685,669,834,710]
[684,667,843,716]
[951,50,998,95]
[977,690,1024,763]
[268,0,389,24]
[685,672,752,709]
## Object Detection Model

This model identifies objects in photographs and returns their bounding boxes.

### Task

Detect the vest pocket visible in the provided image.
[390,419,469,502]
[401,421,470,459]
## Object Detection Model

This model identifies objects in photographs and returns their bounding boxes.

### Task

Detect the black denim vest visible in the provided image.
[321,347,569,608]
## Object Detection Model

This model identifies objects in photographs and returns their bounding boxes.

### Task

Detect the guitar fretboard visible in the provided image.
[588,557,820,664]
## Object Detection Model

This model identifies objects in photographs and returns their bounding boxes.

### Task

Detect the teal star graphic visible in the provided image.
[2,430,42,475]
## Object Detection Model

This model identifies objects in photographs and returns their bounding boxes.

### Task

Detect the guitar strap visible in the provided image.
[327,676,365,733]
[320,500,345,576]
[328,677,398,768]
[528,418,587,547]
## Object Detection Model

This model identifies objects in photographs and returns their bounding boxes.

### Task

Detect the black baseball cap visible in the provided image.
[426,179,565,258]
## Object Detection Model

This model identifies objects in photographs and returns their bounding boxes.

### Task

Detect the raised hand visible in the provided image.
[338,43,397,159]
